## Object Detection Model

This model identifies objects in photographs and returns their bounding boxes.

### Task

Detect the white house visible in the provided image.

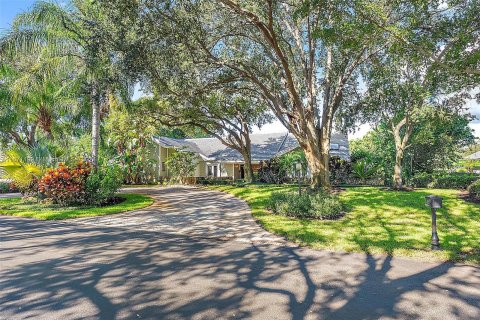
[151,132,349,180]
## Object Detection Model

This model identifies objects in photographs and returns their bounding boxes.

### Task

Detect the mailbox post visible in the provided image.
[425,195,442,250]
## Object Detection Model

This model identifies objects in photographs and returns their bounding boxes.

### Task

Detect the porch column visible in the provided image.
[166,148,169,176]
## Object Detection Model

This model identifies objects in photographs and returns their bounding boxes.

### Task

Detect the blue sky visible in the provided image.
[0,0,36,31]
[1,0,479,139]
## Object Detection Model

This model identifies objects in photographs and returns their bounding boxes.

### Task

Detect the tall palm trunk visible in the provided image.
[91,83,100,170]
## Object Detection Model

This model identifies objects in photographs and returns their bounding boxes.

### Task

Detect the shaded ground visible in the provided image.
[1,186,479,319]
[75,186,283,243]
[0,192,21,199]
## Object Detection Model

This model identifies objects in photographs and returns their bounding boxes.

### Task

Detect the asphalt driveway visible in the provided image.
[1,187,479,319]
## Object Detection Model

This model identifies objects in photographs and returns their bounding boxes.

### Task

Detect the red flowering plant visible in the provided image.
[38,161,92,206]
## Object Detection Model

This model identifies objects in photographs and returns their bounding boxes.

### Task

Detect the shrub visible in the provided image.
[310,192,344,219]
[85,162,123,204]
[411,172,434,188]
[411,172,478,189]
[8,181,19,193]
[0,182,9,193]
[268,191,343,219]
[432,173,478,189]
[38,162,92,206]
[467,180,480,199]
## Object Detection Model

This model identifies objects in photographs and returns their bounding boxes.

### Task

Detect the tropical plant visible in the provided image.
[38,161,92,205]
[104,98,156,184]
[1,0,130,169]
[0,148,45,194]
[279,150,307,178]
[352,159,378,185]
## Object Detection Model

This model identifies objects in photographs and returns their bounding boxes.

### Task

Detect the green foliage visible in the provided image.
[104,98,156,184]
[85,161,123,205]
[258,158,287,184]
[352,159,378,183]
[268,191,343,219]
[410,172,434,188]
[411,172,478,189]
[351,115,475,186]
[429,174,478,190]
[0,182,10,193]
[467,180,480,199]
[0,146,54,193]
[279,150,307,177]
[165,151,197,183]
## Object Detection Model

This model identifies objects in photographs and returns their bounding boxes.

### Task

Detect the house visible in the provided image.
[151,132,349,180]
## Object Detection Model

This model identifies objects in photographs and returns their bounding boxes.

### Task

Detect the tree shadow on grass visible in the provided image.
[0,217,479,319]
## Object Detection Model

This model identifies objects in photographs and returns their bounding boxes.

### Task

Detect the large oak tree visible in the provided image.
[99,0,388,188]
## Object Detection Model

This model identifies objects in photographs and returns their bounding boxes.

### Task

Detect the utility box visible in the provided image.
[425,195,443,209]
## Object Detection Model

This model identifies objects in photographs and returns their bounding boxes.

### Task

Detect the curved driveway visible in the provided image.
[75,186,283,243]
[1,186,479,319]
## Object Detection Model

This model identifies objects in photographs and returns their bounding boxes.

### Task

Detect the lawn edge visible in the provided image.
[0,193,155,221]
[206,185,479,266]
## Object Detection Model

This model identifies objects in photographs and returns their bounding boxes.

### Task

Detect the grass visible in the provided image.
[208,185,480,264]
[0,193,154,220]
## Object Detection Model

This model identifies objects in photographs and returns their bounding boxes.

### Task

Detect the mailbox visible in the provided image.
[425,195,442,209]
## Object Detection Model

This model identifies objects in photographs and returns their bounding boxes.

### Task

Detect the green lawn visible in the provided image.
[0,193,153,220]
[209,185,480,264]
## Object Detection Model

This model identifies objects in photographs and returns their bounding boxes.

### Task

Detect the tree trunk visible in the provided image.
[238,126,254,183]
[91,84,100,170]
[391,116,414,190]
[241,150,254,183]
[26,123,37,147]
[304,145,330,190]
[393,147,404,189]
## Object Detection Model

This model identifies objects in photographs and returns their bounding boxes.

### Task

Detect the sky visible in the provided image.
[1,0,479,140]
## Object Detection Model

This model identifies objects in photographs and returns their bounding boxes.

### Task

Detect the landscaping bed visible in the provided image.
[0,193,153,220]
[209,185,480,264]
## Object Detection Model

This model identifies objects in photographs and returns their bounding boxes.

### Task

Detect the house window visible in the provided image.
[207,165,218,177]
[161,162,166,172]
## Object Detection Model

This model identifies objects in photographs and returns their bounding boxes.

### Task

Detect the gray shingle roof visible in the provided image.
[465,151,480,160]
[153,132,349,161]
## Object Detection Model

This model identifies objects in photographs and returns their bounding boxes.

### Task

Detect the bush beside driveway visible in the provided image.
[209,185,480,264]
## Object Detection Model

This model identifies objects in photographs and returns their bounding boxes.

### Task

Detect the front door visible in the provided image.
[239,165,245,179]
[213,165,218,177]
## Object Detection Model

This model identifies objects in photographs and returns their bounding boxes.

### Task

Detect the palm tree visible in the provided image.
[0,53,84,146]
[0,0,129,169]
[0,144,56,193]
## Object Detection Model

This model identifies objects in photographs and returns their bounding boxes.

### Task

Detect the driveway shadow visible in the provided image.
[1,217,479,319]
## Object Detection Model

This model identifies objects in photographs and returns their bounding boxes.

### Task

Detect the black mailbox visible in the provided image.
[425,195,442,209]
